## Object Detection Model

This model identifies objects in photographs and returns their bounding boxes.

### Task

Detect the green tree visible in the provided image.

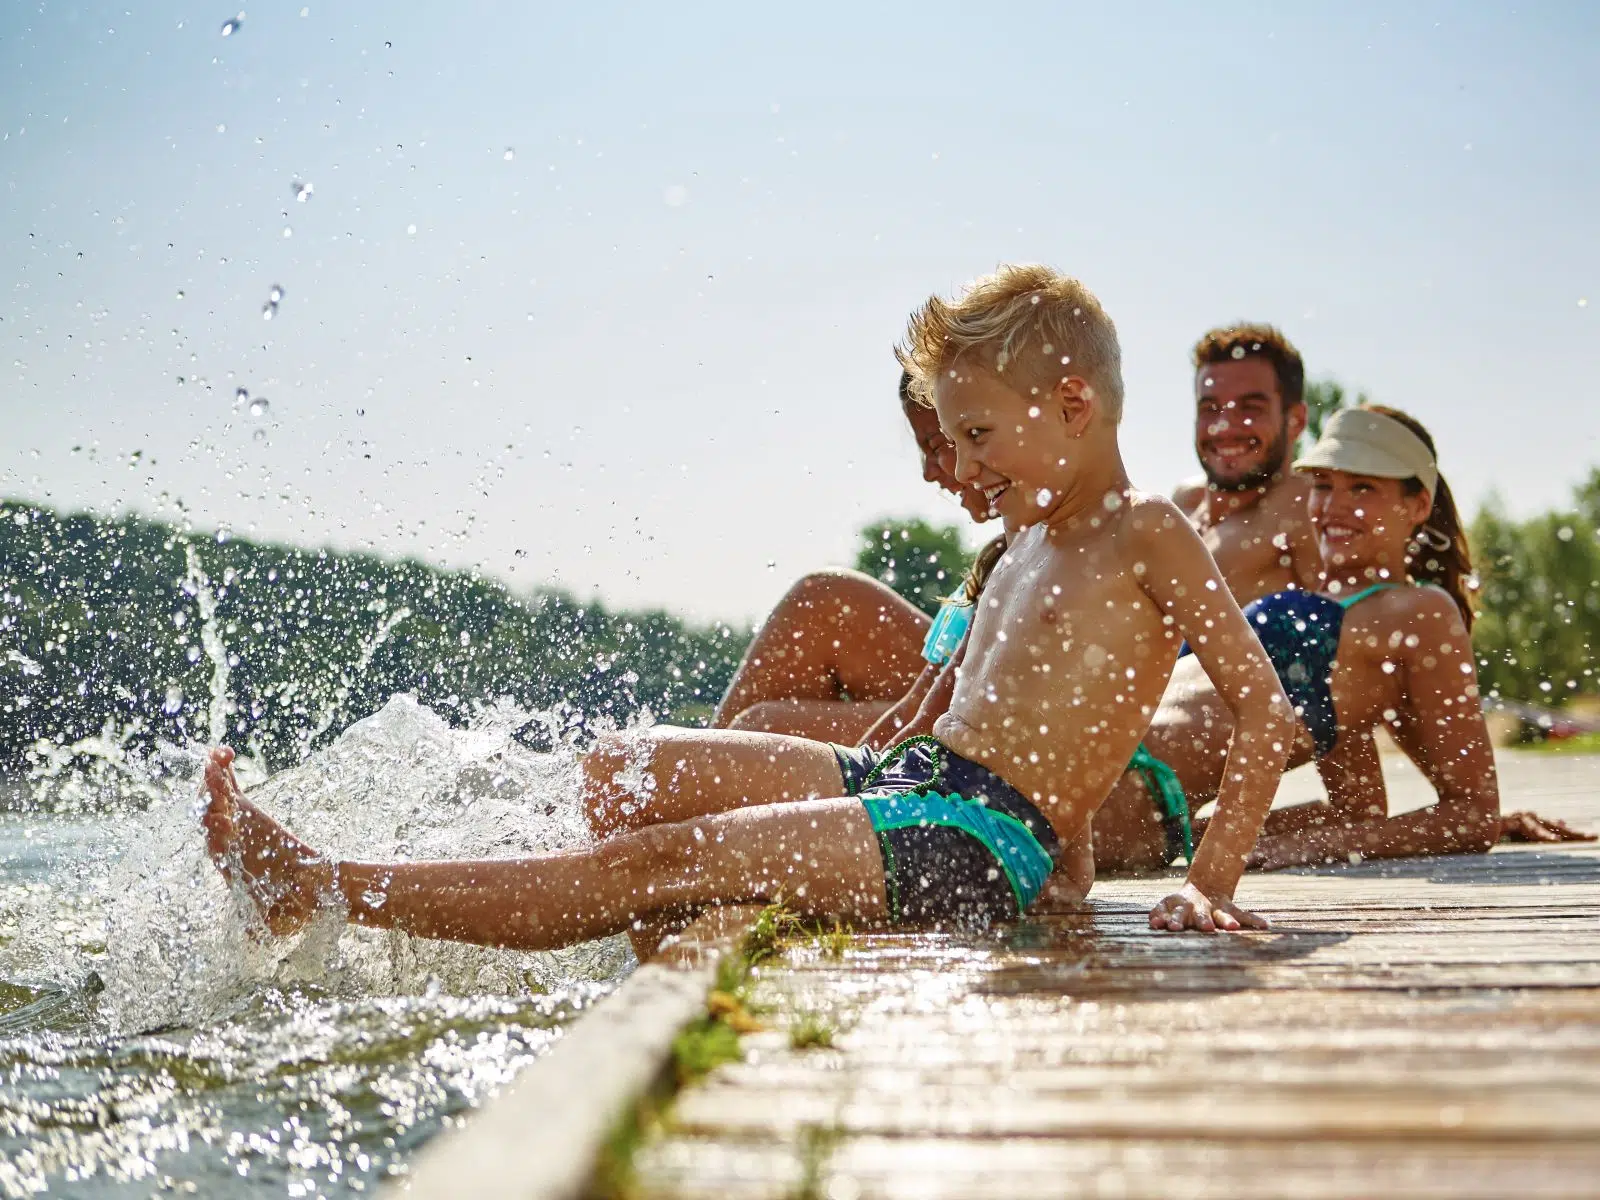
[1469,487,1600,705]
[852,517,971,616]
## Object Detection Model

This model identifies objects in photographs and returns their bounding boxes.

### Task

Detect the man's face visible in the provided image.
[932,365,1077,526]
[1193,358,1303,491]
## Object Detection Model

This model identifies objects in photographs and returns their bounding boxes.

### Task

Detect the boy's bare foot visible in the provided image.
[201,746,337,936]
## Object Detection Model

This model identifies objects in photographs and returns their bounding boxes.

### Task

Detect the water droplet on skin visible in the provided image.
[1035,488,1052,507]
[1027,405,1041,418]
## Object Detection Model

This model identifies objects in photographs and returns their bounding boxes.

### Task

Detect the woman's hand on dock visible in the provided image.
[1498,811,1596,844]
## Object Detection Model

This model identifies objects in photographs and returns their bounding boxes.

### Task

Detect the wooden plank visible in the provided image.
[629,752,1600,1198]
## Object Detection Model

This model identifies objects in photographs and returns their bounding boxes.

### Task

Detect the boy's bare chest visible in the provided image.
[977,539,1153,649]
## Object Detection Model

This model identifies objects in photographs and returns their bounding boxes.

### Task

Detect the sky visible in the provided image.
[2,1,1597,622]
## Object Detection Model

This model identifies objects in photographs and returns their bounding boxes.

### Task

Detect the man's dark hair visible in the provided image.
[1192,324,1305,408]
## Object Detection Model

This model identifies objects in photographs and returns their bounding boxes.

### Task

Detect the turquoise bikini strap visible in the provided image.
[1336,582,1398,609]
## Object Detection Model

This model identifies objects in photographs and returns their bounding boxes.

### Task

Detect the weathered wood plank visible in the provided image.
[630,751,1600,1198]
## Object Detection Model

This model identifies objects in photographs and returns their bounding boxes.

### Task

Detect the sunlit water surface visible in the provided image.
[0,696,637,1197]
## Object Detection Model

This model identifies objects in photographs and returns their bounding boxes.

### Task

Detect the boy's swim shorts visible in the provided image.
[830,737,1060,928]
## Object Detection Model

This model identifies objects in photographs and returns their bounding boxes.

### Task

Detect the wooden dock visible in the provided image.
[629,751,1600,1198]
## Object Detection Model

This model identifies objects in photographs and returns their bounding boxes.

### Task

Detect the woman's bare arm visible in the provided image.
[870,641,964,747]
[1249,592,1498,869]
[860,660,940,750]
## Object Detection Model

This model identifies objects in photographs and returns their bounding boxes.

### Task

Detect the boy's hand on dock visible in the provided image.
[1149,881,1269,934]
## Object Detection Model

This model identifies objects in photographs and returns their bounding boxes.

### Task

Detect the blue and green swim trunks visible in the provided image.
[830,736,1061,929]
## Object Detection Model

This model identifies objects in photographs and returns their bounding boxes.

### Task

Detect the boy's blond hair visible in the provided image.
[896,264,1124,424]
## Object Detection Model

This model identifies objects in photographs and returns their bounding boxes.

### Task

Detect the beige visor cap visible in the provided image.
[1293,408,1438,498]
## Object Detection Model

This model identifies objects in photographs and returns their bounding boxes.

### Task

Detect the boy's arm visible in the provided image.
[1131,500,1295,932]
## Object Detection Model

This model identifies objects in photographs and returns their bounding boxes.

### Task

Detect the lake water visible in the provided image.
[0,697,637,1197]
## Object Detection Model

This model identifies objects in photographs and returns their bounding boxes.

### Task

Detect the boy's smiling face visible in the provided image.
[931,363,1083,523]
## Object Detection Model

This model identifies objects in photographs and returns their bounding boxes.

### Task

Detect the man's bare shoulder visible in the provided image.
[1261,470,1312,514]
[1171,475,1207,514]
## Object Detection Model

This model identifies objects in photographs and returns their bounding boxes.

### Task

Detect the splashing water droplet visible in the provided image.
[248,397,269,418]
[292,180,314,202]
[261,303,275,320]
[234,387,249,407]
[407,223,417,236]
[220,14,242,36]
[269,284,284,304]
[503,148,515,161]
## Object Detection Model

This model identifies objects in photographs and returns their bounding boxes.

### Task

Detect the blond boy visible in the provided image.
[200,266,1292,944]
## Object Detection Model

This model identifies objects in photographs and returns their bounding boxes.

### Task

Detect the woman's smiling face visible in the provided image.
[1306,468,1431,575]
[904,400,994,523]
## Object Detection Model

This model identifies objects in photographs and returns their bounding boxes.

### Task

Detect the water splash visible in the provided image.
[5,694,633,1038]
[183,542,232,747]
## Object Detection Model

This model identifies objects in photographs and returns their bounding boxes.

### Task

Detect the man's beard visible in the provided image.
[1201,425,1292,492]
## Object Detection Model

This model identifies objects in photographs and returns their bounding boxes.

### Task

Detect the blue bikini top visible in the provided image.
[922,591,973,666]
[1243,583,1397,756]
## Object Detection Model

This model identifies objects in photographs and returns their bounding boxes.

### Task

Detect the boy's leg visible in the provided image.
[711,570,928,728]
[203,748,889,951]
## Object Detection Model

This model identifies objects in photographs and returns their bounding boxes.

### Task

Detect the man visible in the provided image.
[1173,324,1322,602]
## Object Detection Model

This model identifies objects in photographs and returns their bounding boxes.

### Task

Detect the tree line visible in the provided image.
[2,467,1593,786]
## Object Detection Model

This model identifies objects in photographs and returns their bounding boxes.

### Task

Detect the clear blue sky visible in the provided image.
[2,2,1596,621]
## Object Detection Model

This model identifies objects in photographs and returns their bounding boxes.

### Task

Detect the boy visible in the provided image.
[201,265,1292,946]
